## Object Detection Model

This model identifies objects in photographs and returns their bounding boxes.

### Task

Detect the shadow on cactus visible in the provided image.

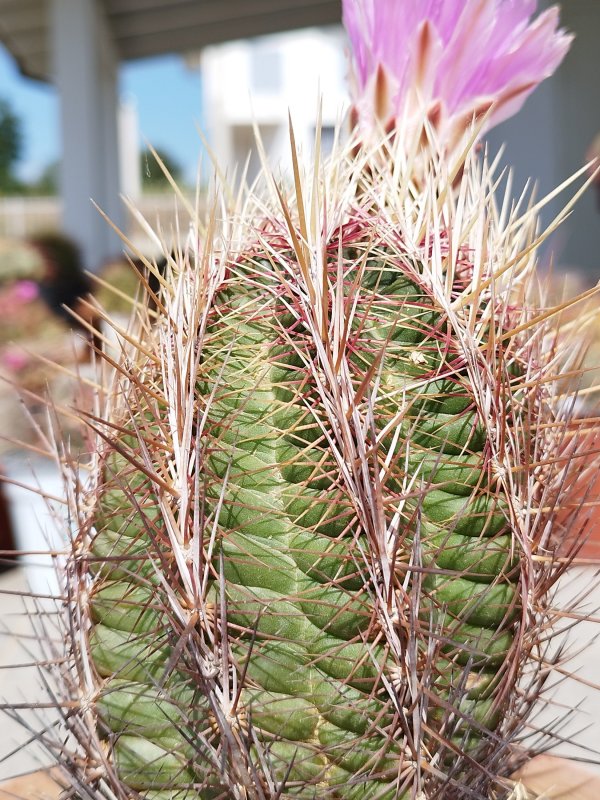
[3,1,600,799]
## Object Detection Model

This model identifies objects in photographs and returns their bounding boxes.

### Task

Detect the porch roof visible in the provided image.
[0,0,342,81]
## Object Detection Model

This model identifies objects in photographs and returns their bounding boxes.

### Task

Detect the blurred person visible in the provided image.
[27,232,102,358]
[130,252,169,317]
[0,235,98,568]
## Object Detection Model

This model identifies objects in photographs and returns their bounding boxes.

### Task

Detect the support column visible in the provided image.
[50,0,124,271]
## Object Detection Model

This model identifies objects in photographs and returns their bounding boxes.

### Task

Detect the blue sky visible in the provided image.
[0,45,205,184]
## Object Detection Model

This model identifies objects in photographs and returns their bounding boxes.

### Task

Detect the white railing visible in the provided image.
[0,193,199,251]
[0,196,61,238]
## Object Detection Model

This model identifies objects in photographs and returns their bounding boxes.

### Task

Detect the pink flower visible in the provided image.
[343,0,572,147]
[12,280,39,303]
[0,346,29,372]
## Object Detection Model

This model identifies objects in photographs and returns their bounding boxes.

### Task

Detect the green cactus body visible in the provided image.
[81,214,531,799]
[2,0,591,793]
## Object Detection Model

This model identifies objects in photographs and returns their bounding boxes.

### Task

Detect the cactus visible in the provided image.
[4,2,600,799]
[51,142,597,800]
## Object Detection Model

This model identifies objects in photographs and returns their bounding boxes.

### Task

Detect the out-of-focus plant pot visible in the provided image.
[0,769,61,799]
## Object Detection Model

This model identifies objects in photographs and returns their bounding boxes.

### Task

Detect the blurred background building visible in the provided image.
[0,0,598,275]
[200,28,346,184]
[0,0,341,269]
[487,0,600,276]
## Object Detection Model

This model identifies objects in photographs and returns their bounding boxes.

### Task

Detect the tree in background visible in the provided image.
[31,160,59,196]
[0,98,23,194]
[140,146,183,191]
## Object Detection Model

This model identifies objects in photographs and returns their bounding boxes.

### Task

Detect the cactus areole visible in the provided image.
[29,2,600,799]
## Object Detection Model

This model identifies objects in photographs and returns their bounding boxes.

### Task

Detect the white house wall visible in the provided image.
[201,27,347,181]
[485,0,600,277]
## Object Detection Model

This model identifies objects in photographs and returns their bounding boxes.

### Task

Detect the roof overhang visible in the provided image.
[0,0,342,82]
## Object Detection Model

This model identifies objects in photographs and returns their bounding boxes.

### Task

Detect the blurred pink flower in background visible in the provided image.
[343,0,573,148]
[0,346,29,373]
[12,280,39,304]
[0,279,39,319]
[0,280,41,369]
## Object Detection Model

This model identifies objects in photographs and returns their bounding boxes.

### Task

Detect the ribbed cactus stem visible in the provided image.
[2,109,593,800]
[47,131,594,800]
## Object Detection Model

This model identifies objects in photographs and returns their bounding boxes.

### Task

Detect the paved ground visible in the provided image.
[0,456,64,784]
[1,457,600,787]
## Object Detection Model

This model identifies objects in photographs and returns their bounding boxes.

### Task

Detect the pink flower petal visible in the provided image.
[343,0,572,145]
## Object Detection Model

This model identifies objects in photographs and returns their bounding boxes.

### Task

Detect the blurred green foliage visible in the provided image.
[0,98,22,194]
[140,147,183,191]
